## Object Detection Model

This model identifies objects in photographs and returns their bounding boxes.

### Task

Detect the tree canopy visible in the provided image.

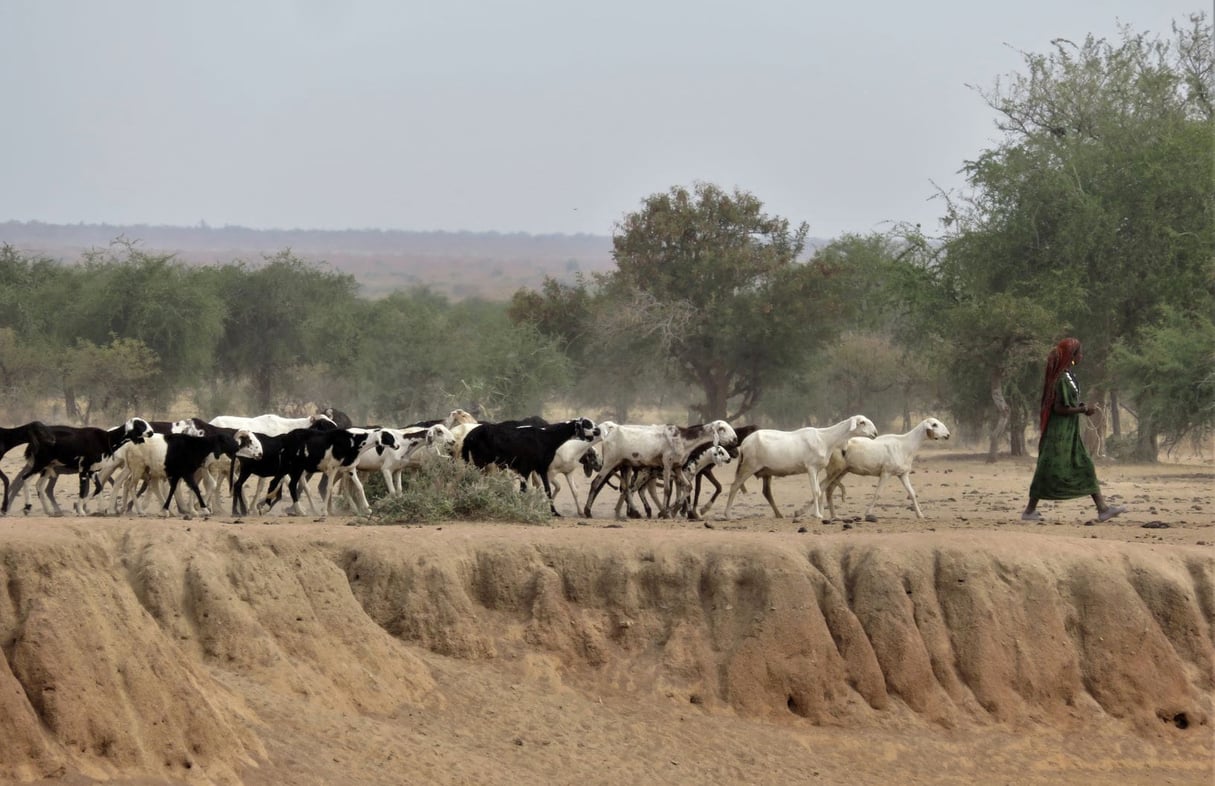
[0,16,1208,461]
[899,14,1214,459]
[514,183,872,421]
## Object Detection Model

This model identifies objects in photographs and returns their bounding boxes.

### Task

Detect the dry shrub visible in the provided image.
[364,455,553,524]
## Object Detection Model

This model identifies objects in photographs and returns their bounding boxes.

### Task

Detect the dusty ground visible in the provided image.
[0,447,1212,785]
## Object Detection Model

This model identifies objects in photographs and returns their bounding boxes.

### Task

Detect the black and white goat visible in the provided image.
[160,429,264,517]
[691,424,760,519]
[7,418,154,516]
[460,417,599,515]
[531,439,602,516]
[264,427,378,517]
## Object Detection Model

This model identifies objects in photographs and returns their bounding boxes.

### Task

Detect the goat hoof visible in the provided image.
[864,514,878,523]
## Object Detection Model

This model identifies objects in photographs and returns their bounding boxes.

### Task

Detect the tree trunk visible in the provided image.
[613,394,630,424]
[254,368,274,413]
[1009,403,1027,457]
[63,385,80,422]
[1109,389,1122,438]
[987,368,1010,463]
[701,372,731,422]
[1134,418,1159,462]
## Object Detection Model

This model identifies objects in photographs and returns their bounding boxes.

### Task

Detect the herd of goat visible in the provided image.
[0,407,952,522]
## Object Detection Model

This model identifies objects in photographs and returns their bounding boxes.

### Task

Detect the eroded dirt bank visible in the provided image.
[0,520,1211,786]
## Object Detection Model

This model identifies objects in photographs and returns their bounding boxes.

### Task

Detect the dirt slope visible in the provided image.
[0,454,1212,785]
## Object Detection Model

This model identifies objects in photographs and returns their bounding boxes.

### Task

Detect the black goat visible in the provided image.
[0,421,55,514]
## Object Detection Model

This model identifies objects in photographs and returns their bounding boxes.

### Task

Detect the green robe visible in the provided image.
[1029,372,1100,500]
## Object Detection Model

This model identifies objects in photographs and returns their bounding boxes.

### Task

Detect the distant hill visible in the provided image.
[0,221,616,300]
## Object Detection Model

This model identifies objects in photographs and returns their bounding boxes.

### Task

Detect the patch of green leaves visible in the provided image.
[362,456,553,525]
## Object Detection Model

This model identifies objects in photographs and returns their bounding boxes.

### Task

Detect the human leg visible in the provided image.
[1093,493,1126,521]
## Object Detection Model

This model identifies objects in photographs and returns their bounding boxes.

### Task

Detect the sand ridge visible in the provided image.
[0,451,1211,785]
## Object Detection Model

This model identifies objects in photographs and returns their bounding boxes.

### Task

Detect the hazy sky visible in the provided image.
[1,2,1201,239]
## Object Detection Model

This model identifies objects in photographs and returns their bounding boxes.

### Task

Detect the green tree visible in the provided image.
[73,241,226,401]
[803,233,941,430]
[210,251,360,413]
[606,182,850,421]
[1110,309,1215,459]
[821,333,907,429]
[58,336,160,425]
[0,245,71,340]
[444,298,572,420]
[920,15,1214,459]
[0,327,58,418]
[505,275,622,415]
[344,288,463,422]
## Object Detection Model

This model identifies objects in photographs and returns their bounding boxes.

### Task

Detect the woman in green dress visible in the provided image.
[1021,337,1126,522]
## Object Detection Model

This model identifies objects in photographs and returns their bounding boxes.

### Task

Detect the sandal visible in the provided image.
[1098,505,1126,522]
[1020,511,1043,522]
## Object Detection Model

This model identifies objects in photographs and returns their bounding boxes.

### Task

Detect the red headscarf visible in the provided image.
[1038,337,1081,443]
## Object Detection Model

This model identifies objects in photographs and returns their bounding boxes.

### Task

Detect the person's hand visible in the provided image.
[1083,404,1097,416]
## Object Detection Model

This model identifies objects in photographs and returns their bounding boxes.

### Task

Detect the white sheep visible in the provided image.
[821,417,951,521]
[444,409,478,428]
[584,419,738,519]
[621,443,733,519]
[208,412,335,434]
[448,421,481,459]
[723,415,878,522]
